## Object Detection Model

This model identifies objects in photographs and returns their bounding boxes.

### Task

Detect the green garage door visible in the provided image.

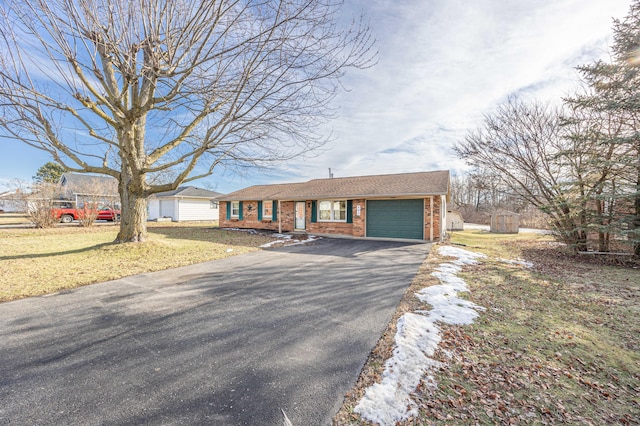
[366,199,424,240]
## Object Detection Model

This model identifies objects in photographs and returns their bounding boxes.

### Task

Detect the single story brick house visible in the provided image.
[217,170,450,242]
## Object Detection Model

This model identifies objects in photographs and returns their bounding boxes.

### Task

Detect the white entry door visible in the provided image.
[295,202,306,230]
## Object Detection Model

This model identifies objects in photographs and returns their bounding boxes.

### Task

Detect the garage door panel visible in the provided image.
[366,199,423,240]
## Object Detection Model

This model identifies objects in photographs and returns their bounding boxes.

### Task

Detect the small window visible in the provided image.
[319,201,332,220]
[334,201,346,220]
[210,201,219,209]
[231,201,240,217]
[263,200,273,218]
[317,200,347,222]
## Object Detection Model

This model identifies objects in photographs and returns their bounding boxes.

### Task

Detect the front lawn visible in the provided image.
[335,230,639,425]
[0,222,275,302]
[0,213,31,226]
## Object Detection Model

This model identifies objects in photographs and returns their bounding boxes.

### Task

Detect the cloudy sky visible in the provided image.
[0,0,632,193]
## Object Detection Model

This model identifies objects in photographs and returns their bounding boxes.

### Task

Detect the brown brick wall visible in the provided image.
[424,196,442,241]
[307,221,351,235]
[352,199,366,237]
[305,199,364,237]
[219,201,295,232]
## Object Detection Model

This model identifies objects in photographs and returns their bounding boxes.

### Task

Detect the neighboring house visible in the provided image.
[59,173,119,206]
[148,186,222,221]
[0,191,23,213]
[217,170,450,242]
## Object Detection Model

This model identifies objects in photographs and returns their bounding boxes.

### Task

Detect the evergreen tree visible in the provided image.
[567,0,640,256]
[32,162,66,184]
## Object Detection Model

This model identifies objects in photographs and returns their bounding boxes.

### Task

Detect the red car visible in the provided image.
[52,205,121,223]
[96,206,121,221]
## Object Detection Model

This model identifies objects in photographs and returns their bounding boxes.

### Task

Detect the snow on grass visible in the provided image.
[220,228,321,248]
[437,245,487,265]
[354,245,487,426]
[498,258,534,268]
[221,227,260,234]
[260,233,320,248]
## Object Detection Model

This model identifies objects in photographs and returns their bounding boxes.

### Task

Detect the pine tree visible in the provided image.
[567,0,640,256]
[32,162,66,184]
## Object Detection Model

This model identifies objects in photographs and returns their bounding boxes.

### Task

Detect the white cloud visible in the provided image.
[253,0,630,187]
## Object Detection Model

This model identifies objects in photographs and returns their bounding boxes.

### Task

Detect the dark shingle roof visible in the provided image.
[60,173,118,196]
[152,186,222,199]
[218,170,449,201]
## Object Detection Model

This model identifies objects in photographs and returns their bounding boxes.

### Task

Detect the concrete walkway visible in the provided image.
[0,238,430,425]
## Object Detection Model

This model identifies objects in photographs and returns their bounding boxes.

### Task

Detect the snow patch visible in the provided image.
[354,312,444,425]
[497,258,534,268]
[221,227,259,234]
[354,246,486,426]
[260,234,320,248]
[220,228,320,248]
[437,245,487,265]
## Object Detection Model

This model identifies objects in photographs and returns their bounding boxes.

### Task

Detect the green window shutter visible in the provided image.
[258,201,263,220]
[226,202,231,220]
[239,201,243,220]
[347,200,353,223]
[273,201,278,220]
[311,200,317,223]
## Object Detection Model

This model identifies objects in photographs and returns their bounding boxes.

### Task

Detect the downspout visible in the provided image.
[430,196,434,241]
[441,195,446,242]
[278,200,282,234]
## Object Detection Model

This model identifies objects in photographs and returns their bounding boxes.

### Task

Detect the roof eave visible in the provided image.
[217,191,449,201]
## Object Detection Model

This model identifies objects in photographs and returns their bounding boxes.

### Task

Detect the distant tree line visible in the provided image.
[456,1,640,256]
[449,171,547,229]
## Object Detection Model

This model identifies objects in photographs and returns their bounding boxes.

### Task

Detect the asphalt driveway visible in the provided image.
[0,238,430,425]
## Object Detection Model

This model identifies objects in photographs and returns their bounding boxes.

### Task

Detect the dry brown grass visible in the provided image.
[0,213,31,226]
[0,222,276,302]
[334,230,640,425]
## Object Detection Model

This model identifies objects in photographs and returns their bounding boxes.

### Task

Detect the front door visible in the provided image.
[295,202,306,230]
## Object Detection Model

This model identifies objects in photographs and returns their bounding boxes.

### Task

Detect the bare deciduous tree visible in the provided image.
[450,171,539,226]
[0,0,375,242]
[456,96,634,253]
[12,180,61,228]
[455,98,592,250]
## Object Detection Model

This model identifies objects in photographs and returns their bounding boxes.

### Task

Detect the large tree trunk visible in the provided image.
[116,167,148,243]
[114,115,150,243]
[117,190,148,242]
